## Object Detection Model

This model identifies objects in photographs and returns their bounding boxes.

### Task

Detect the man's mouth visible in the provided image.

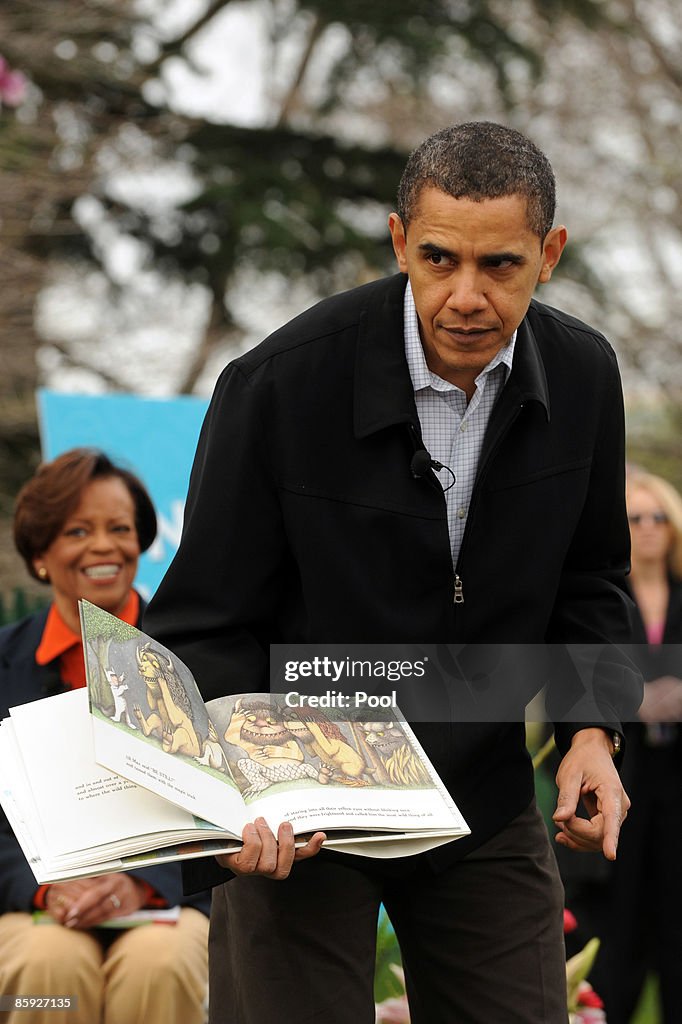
[83,564,120,579]
[441,326,491,337]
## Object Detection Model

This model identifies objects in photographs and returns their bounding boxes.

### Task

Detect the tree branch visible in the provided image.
[177,290,236,394]
[144,0,237,74]
[274,12,326,128]
[42,339,128,391]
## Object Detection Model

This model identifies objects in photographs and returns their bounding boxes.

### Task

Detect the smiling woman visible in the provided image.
[30,476,141,629]
[0,449,210,1024]
[15,449,156,611]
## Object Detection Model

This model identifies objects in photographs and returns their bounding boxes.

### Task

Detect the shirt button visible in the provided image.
[460,423,468,432]
[458,507,466,519]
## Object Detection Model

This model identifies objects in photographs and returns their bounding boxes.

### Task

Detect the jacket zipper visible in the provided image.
[453,575,464,604]
[452,400,526,609]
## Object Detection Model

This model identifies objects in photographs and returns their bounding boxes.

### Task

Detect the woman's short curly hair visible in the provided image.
[14,447,157,583]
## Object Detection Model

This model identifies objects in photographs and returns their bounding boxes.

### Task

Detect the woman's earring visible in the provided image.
[37,567,48,579]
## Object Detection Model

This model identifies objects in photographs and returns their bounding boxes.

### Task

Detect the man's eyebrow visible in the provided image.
[481,251,526,265]
[418,242,456,259]
[417,242,526,265]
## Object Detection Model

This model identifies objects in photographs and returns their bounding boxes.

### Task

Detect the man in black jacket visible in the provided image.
[145,122,641,1023]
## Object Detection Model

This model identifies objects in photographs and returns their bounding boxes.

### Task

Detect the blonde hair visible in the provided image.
[626,471,682,579]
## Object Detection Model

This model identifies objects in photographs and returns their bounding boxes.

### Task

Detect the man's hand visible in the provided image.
[46,872,147,929]
[216,817,325,880]
[553,728,630,861]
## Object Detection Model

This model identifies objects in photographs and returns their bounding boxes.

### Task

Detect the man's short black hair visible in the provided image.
[397,121,556,240]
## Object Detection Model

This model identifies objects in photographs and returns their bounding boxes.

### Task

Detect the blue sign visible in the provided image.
[37,390,209,600]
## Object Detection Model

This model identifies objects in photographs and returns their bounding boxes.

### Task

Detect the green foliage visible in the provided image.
[298,0,543,102]
[632,974,661,1024]
[108,124,403,298]
[81,601,138,713]
[89,0,608,302]
[0,588,49,628]
[627,402,682,494]
[81,601,138,644]
[0,0,622,521]
[374,908,404,1003]
[4,0,616,368]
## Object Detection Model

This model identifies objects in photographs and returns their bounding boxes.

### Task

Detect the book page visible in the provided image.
[81,602,468,849]
[8,689,223,857]
[208,694,469,840]
[81,600,250,833]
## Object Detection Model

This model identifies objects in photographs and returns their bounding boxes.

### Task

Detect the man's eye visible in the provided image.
[426,251,448,266]
[487,258,517,270]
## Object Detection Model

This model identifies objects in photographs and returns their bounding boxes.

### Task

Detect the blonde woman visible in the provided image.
[585,471,682,1024]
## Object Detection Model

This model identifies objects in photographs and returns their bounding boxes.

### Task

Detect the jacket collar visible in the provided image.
[353,275,550,439]
[353,274,419,439]
[508,312,550,420]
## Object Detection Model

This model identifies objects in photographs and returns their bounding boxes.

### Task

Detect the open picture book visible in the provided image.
[0,601,469,883]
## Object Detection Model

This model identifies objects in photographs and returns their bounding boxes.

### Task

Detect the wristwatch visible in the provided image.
[610,731,622,758]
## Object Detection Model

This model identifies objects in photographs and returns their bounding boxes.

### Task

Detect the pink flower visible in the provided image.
[375,994,410,1023]
[573,1010,606,1023]
[564,908,578,933]
[0,55,27,107]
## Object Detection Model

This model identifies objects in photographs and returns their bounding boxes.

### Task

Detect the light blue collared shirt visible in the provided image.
[403,281,517,568]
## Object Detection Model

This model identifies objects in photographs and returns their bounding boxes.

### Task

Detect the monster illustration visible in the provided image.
[355,721,430,787]
[133,642,203,757]
[224,698,321,798]
[283,707,370,786]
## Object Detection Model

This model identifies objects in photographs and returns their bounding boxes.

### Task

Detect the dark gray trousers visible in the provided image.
[208,801,568,1024]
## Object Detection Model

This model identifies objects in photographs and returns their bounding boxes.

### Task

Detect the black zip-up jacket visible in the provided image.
[144,273,642,888]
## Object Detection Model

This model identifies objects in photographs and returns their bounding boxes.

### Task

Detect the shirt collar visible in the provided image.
[36,591,140,665]
[403,280,516,393]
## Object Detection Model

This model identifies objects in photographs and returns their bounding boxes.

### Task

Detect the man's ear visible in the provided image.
[388,212,408,273]
[538,224,567,284]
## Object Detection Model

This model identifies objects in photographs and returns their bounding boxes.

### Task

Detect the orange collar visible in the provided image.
[36,592,140,689]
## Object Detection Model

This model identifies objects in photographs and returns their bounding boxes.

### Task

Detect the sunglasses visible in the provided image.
[628,512,669,526]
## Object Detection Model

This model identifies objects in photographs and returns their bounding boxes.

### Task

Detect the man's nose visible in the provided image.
[445,270,488,315]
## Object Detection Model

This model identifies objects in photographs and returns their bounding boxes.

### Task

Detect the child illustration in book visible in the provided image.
[104,666,137,729]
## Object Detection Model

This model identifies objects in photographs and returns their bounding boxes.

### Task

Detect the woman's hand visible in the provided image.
[45,872,147,929]
[638,676,682,723]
